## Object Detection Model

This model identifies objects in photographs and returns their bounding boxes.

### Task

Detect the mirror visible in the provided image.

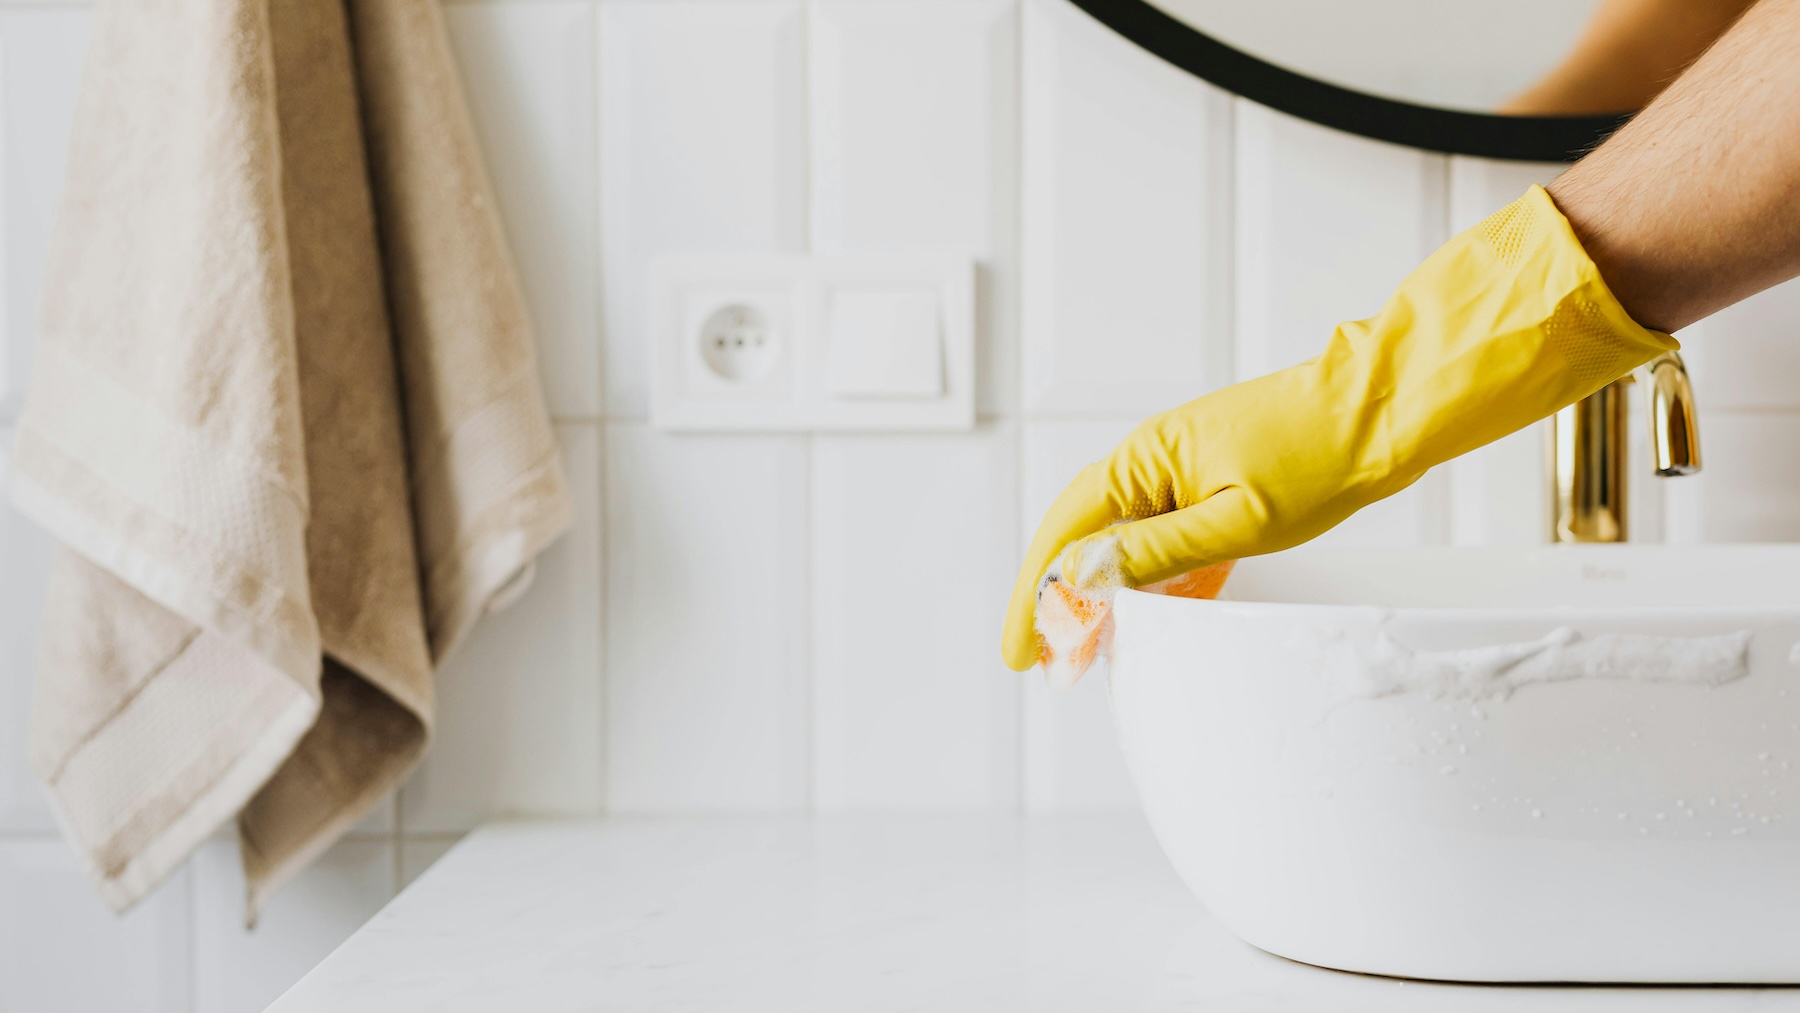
[1145,0,1602,114]
[1070,0,1752,161]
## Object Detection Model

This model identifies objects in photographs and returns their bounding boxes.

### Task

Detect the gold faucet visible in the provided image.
[1550,351,1701,543]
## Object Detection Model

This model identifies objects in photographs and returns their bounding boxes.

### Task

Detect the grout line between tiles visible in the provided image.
[1011,0,1034,813]
[799,0,818,815]
[1007,0,1027,815]
[591,3,611,821]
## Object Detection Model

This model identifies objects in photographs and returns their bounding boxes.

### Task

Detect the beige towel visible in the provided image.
[8,0,572,916]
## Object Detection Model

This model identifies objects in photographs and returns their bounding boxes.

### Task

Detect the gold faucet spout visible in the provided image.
[1644,352,1701,476]
[1550,350,1700,543]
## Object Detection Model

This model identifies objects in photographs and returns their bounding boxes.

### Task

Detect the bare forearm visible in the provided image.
[1547,0,1800,333]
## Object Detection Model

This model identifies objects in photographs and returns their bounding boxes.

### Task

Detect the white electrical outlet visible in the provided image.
[650,254,974,432]
[697,303,777,383]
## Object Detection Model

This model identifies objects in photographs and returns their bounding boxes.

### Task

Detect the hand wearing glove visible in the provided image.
[1003,184,1677,675]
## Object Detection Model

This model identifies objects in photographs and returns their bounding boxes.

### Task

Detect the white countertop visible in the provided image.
[268,814,1800,1011]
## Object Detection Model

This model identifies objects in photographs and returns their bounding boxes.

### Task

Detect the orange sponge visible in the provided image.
[1035,560,1235,688]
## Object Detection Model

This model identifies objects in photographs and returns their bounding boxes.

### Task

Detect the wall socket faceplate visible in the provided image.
[649,254,975,432]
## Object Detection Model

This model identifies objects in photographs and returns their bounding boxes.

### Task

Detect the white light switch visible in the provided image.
[824,288,943,399]
[650,253,973,431]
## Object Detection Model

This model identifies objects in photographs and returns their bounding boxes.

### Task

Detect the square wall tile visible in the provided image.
[1451,423,1548,546]
[193,838,395,1013]
[445,1,601,418]
[401,424,603,833]
[810,0,1018,413]
[399,837,461,891]
[1020,0,1231,415]
[811,424,1020,809]
[1311,476,1449,548]
[1682,278,1800,412]
[1664,412,1800,544]
[604,424,809,810]
[0,8,93,421]
[1234,102,1448,380]
[0,839,191,1013]
[1,429,55,832]
[1447,156,1561,232]
[600,1,808,418]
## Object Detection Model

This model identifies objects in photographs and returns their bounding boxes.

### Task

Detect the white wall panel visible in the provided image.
[445,1,601,419]
[1683,279,1800,413]
[811,0,1017,414]
[1235,102,1451,546]
[402,424,604,833]
[0,8,91,421]
[1020,418,1140,810]
[399,837,460,891]
[1665,413,1800,544]
[811,425,1019,809]
[599,1,808,418]
[604,425,809,810]
[0,840,190,1013]
[0,430,54,831]
[1020,0,1230,416]
[193,839,395,1013]
[1235,103,1448,377]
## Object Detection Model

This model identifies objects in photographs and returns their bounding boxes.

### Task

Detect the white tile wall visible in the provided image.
[1666,413,1800,544]
[445,1,602,419]
[0,6,91,422]
[598,0,808,418]
[810,0,1018,414]
[810,425,1020,809]
[192,839,395,1013]
[400,424,605,833]
[1020,0,1232,416]
[1685,279,1800,412]
[603,425,810,810]
[0,429,55,832]
[7,0,1800,1007]
[0,840,192,1013]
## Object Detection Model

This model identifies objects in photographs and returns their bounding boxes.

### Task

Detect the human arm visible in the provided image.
[1004,0,1800,675]
[1549,0,1800,332]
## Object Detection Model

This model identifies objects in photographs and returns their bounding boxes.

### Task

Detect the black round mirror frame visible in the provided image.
[1072,0,1633,163]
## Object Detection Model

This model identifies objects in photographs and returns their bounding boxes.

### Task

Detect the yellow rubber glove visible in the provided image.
[1003,184,1677,672]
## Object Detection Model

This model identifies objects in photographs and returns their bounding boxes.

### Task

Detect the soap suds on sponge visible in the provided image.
[1034,536,1234,689]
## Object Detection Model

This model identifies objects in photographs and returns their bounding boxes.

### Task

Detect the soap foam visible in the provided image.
[1353,626,1752,702]
[1033,536,1234,689]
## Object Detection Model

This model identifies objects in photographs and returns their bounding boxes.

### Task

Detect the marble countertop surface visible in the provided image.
[268,814,1800,1011]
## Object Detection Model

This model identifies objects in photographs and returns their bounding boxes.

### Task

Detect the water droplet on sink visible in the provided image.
[1439,765,1457,775]
[1531,809,1543,819]
[1656,813,1667,820]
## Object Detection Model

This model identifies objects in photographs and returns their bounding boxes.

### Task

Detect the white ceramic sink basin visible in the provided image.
[1110,546,1800,983]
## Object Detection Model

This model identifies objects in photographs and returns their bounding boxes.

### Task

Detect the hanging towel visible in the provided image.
[7,0,572,917]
